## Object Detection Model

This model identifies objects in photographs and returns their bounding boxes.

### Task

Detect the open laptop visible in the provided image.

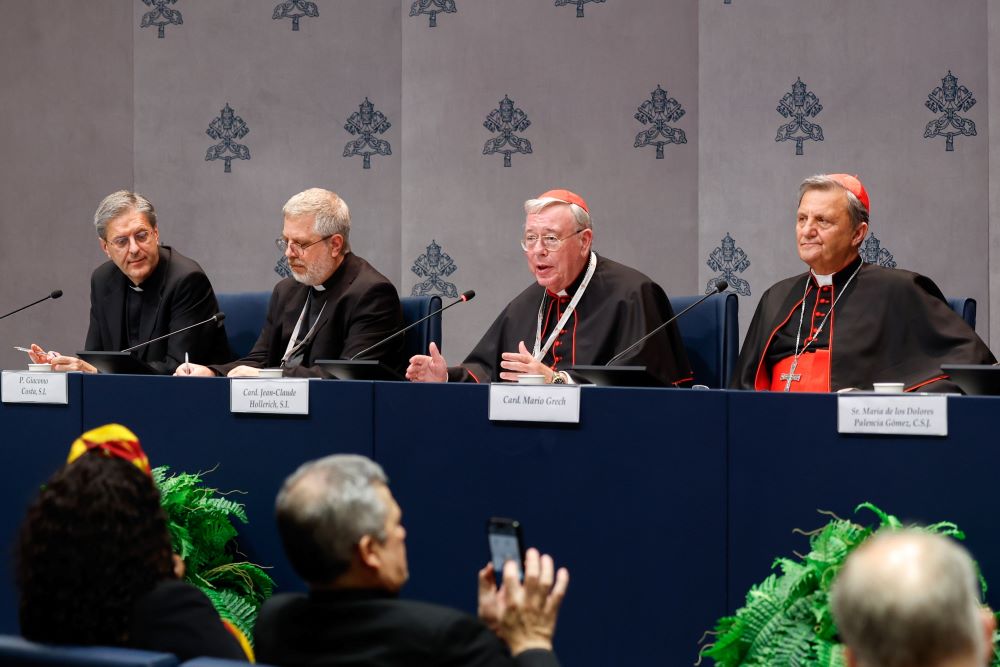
[77,351,157,375]
[315,359,404,382]
[940,364,1000,396]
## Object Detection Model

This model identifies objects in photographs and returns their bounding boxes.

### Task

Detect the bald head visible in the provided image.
[831,530,993,667]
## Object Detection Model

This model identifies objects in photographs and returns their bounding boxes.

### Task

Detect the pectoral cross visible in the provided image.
[781,358,801,392]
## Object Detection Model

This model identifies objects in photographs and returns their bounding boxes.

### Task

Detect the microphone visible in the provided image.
[120,312,226,353]
[0,290,63,321]
[350,290,476,360]
[605,281,729,366]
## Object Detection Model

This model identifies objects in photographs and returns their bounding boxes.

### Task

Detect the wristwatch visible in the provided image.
[550,370,568,384]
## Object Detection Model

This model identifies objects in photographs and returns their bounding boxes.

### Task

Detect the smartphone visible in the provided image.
[487,517,525,586]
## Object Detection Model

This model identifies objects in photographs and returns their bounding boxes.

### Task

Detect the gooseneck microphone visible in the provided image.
[120,312,226,353]
[0,290,63,321]
[605,280,729,366]
[350,291,476,360]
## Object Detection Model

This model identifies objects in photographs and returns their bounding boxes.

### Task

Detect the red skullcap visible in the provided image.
[536,189,589,214]
[827,174,870,215]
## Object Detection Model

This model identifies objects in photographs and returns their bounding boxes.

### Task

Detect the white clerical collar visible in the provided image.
[811,271,834,287]
[313,284,326,292]
[555,289,568,297]
[129,284,143,292]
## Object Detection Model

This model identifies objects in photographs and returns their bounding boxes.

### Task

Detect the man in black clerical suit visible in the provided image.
[28,190,231,375]
[406,189,691,386]
[731,173,994,393]
[177,188,403,378]
[831,531,995,667]
[255,454,569,667]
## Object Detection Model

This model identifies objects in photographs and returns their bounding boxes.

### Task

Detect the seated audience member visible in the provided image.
[177,188,403,378]
[731,173,994,392]
[831,530,996,667]
[406,189,691,386]
[28,190,232,374]
[255,454,569,666]
[16,424,248,662]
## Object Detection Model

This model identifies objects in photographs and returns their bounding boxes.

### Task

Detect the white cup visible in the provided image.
[517,374,546,385]
[257,368,284,378]
[872,382,905,394]
[27,363,52,372]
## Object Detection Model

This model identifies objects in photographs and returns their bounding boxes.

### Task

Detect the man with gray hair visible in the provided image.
[406,188,691,385]
[255,454,569,667]
[28,190,231,374]
[731,173,992,392]
[831,530,995,667]
[178,187,403,378]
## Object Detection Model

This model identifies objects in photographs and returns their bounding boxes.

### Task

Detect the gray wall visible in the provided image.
[0,0,996,371]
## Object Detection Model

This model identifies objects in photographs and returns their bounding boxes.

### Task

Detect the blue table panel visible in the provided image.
[0,373,83,633]
[374,382,728,667]
[80,375,376,600]
[728,392,1000,612]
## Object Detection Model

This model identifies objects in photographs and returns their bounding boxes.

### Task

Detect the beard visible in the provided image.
[290,260,330,286]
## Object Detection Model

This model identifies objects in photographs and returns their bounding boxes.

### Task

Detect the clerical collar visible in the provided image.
[810,256,862,289]
[312,253,351,292]
[546,254,595,299]
[124,248,166,293]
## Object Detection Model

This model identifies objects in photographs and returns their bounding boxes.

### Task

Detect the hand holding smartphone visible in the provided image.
[487,517,524,587]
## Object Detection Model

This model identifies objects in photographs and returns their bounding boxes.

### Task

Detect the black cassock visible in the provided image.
[449,254,692,386]
[731,257,995,392]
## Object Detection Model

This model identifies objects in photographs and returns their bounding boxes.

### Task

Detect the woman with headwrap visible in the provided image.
[16,424,250,662]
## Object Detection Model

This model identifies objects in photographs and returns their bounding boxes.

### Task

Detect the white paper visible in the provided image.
[488,383,581,423]
[838,394,947,436]
[230,378,309,415]
[1,371,69,405]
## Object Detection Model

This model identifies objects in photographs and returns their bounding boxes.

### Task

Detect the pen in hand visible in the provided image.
[15,345,58,361]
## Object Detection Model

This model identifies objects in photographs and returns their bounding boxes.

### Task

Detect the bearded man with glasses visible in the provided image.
[28,190,232,374]
[406,189,691,385]
[178,188,403,378]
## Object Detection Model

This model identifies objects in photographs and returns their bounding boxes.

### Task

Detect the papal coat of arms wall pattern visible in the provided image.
[136,0,971,296]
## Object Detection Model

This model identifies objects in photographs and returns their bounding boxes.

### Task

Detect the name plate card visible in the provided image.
[1,371,68,405]
[230,378,309,415]
[837,394,947,437]
[488,384,581,423]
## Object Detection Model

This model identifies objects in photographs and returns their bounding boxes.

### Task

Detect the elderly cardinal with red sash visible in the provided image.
[731,173,994,393]
[406,189,691,386]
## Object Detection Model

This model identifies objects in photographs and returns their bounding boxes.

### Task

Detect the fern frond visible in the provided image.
[700,504,991,667]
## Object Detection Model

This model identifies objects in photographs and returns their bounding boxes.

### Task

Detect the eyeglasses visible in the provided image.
[275,235,332,255]
[108,229,154,251]
[520,228,585,252]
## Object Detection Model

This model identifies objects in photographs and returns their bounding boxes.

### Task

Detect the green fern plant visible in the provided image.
[698,502,999,667]
[153,466,274,644]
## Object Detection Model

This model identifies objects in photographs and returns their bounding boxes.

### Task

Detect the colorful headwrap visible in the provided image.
[827,173,870,215]
[66,423,152,477]
[536,189,590,214]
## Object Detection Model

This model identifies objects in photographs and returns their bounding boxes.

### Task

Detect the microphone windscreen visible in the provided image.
[214,312,226,323]
[461,290,476,301]
[50,290,63,299]
[715,280,729,293]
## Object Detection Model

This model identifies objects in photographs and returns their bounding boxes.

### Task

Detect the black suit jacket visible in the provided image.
[129,580,247,662]
[85,246,233,374]
[254,589,560,667]
[212,253,404,378]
